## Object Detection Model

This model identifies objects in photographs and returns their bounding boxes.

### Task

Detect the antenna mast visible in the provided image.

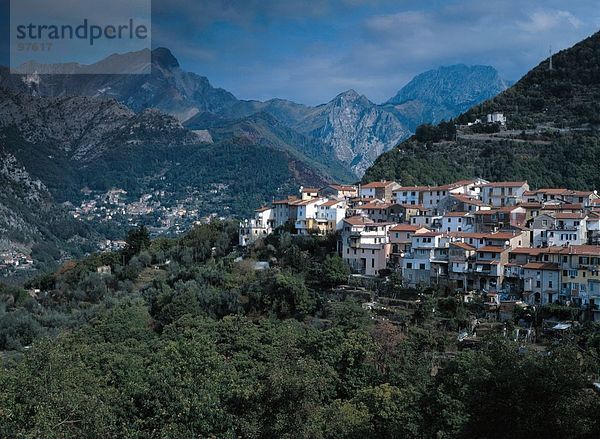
[549,45,553,71]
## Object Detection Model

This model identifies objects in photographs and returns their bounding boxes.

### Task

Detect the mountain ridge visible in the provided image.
[0,48,508,176]
[363,30,600,191]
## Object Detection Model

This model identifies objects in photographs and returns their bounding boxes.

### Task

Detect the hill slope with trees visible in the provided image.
[364,30,600,190]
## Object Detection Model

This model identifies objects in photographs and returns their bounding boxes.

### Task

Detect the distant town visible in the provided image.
[240,176,600,320]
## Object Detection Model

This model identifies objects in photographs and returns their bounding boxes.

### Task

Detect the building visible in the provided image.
[438,194,491,213]
[486,112,507,125]
[401,232,448,287]
[317,199,347,232]
[531,213,588,247]
[341,216,393,276]
[239,206,275,246]
[522,262,560,305]
[294,198,327,235]
[272,197,298,228]
[441,212,474,232]
[320,184,358,199]
[299,187,320,201]
[448,242,477,292]
[355,200,403,223]
[393,186,429,205]
[359,181,399,202]
[388,224,429,265]
[481,181,529,207]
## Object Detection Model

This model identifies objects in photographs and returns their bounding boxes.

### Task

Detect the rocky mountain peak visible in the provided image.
[152,47,180,69]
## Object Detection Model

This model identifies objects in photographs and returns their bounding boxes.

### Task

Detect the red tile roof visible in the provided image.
[444,211,472,217]
[343,216,374,226]
[482,181,527,188]
[327,184,356,191]
[390,224,422,232]
[362,181,397,189]
[360,201,395,210]
[321,199,343,207]
[553,212,587,219]
[477,246,507,253]
[450,242,477,251]
[523,262,560,270]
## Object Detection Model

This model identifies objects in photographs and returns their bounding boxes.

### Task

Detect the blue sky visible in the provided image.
[2,0,600,104]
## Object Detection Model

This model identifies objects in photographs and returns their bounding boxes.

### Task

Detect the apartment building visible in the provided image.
[341,216,393,276]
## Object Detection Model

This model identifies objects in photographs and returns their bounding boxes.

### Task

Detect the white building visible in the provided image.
[295,198,327,235]
[487,112,507,125]
[272,198,294,228]
[239,206,275,246]
[441,212,474,233]
[341,216,393,276]
[481,181,529,207]
[401,232,449,287]
[317,199,348,232]
[531,213,588,247]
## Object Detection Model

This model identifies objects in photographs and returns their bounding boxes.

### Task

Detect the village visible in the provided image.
[68,186,228,246]
[240,177,600,322]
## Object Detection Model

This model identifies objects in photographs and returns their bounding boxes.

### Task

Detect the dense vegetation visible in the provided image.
[364,30,600,189]
[1,223,600,438]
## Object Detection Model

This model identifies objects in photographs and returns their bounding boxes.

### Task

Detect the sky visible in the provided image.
[1,0,600,105]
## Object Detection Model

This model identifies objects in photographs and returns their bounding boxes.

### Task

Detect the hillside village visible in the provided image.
[240,177,600,320]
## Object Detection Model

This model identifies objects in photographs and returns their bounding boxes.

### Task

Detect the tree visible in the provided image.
[321,255,351,287]
[122,225,150,263]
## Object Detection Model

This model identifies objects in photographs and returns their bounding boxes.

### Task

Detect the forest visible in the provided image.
[1,222,600,438]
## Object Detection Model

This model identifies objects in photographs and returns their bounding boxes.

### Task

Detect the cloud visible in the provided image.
[346,1,598,101]
[518,10,583,33]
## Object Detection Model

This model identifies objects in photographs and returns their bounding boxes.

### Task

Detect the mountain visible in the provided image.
[0,145,96,267]
[363,31,600,191]
[188,111,351,183]
[0,48,239,122]
[291,90,409,176]
[384,64,509,131]
[0,49,507,177]
[0,85,343,215]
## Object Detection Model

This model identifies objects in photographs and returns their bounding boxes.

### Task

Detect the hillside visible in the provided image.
[0,87,347,268]
[364,30,600,190]
[0,146,96,268]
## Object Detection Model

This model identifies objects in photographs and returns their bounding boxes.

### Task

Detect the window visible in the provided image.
[406,263,413,269]
[419,263,426,270]
[372,259,375,268]
[549,281,553,288]
[536,280,541,288]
